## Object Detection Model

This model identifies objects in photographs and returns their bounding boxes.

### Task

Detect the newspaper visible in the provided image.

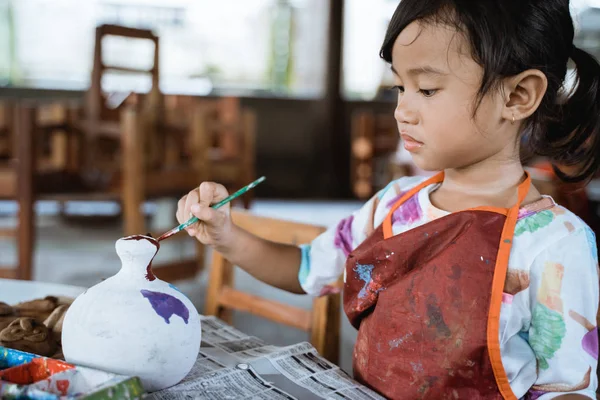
[148,316,385,400]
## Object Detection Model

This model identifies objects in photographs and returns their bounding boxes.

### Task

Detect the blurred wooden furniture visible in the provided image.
[0,98,257,283]
[0,100,86,280]
[1,101,84,179]
[0,25,258,282]
[0,101,206,282]
[80,24,162,190]
[189,97,257,209]
[350,110,400,199]
[32,103,87,200]
[80,25,256,225]
[0,105,37,280]
[204,210,341,364]
[84,24,160,137]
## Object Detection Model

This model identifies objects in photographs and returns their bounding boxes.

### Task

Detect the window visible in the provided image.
[0,0,329,98]
[342,0,399,100]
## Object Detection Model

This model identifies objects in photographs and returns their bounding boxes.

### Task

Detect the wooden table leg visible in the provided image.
[15,104,36,281]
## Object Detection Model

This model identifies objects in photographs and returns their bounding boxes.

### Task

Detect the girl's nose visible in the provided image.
[394,98,418,125]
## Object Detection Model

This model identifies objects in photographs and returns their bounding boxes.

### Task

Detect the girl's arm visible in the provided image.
[217,225,304,293]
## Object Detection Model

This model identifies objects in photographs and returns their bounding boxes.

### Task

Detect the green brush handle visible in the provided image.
[175,176,266,232]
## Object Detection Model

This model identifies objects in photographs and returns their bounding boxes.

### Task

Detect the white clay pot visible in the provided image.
[62,235,201,392]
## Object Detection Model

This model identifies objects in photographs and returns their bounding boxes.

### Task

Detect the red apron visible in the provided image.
[344,172,529,400]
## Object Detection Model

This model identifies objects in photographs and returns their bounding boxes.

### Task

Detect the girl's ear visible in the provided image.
[502,69,548,124]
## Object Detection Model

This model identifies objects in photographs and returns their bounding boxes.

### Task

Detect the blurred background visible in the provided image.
[1,0,599,374]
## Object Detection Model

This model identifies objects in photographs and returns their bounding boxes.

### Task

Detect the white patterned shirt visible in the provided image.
[298,176,599,399]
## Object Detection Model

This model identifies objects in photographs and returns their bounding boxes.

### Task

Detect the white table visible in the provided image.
[0,279,86,304]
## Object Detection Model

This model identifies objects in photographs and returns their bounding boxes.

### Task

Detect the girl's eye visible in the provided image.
[420,89,438,97]
[392,85,405,93]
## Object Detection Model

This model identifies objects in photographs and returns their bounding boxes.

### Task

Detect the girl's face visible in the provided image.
[391,21,517,171]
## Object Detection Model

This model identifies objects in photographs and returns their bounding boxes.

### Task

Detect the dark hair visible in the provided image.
[380,0,600,183]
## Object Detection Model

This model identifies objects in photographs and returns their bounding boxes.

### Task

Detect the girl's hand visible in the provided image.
[176,182,234,249]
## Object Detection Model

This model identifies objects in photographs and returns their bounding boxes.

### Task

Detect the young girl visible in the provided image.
[177,1,600,398]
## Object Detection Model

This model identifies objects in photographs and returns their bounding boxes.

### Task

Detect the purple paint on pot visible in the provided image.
[140,290,189,324]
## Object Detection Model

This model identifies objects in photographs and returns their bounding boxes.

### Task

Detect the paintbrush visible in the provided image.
[157,176,266,242]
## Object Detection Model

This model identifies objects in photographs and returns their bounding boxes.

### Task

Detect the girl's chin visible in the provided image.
[410,154,444,173]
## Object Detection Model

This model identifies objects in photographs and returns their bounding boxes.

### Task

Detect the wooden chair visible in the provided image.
[79,24,162,190]
[83,24,160,135]
[204,210,341,364]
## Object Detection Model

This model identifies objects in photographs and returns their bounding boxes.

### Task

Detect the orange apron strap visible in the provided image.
[487,172,531,400]
[383,172,445,239]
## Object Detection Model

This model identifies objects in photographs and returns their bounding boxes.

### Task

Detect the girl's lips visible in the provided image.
[401,133,423,152]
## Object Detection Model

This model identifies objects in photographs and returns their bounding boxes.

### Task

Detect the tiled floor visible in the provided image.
[0,198,362,374]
